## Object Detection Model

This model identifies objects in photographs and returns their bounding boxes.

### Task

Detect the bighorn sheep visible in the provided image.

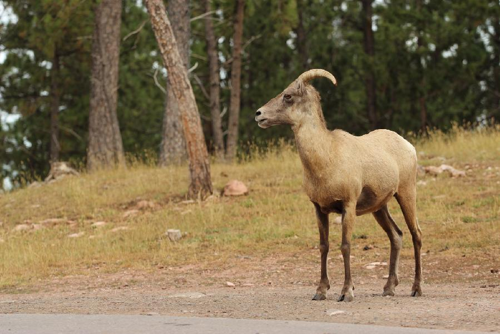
[255,69,422,302]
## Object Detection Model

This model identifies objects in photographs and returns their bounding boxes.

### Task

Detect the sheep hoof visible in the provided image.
[382,288,395,296]
[312,293,326,301]
[337,293,354,302]
[338,288,354,302]
[411,284,422,297]
[411,289,422,297]
[337,294,353,302]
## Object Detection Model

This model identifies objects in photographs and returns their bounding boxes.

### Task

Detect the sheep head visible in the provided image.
[255,69,337,129]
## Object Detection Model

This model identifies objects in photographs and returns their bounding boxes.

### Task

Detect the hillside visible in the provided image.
[1,127,499,289]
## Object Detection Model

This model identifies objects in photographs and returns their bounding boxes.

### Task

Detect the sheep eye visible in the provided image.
[283,94,292,101]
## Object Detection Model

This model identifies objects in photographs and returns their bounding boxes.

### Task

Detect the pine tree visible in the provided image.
[202,0,224,160]
[144,0,213,198]
[87,0,125,171]
[225,0,245,162]
[159,0,190,166]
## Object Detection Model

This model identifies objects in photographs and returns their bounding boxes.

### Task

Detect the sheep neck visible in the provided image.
[292,114,332,176]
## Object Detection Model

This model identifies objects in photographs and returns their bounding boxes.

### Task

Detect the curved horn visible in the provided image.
[297,69,337,86]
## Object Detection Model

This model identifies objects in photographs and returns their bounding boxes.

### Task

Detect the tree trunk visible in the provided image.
[50,50,60,164]
[159,0,189,166]
[144,0,213,199]
[203,0,224,160]
[416,0,428,134]
[225,0,245,162]
[361,0,378,130]
[87,0,125,171]
[295,0,309,70]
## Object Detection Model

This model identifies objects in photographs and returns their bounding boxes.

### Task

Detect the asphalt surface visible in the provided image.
[0,314,495,334]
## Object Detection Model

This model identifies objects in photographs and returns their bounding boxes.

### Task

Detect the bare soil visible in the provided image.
[1,252,499,332]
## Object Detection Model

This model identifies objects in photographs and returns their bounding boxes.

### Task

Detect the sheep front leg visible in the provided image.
[339,202,355,302]
[312,202,330,301]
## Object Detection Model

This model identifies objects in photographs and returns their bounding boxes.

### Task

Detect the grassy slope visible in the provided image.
[1,128,499,288]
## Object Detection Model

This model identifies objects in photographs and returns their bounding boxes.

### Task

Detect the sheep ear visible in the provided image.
[295,80,305,95]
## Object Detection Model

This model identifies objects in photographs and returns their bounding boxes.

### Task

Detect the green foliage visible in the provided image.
[0,0,95,187]
[1,0,499,190]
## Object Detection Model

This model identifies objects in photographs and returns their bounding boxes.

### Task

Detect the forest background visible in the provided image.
[0,0,499,191]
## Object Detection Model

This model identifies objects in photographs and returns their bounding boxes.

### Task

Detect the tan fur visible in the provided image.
[256,69,423,302]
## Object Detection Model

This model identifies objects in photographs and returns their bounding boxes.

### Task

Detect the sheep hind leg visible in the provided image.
[312,203,330,301]
[338,203,355,302]
[373,205,403,296]
[395,189,423,297]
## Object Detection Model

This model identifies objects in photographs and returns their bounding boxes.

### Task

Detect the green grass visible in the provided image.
[1,127,499,288]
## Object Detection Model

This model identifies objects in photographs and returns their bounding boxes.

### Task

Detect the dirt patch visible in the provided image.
[1,254,498,332]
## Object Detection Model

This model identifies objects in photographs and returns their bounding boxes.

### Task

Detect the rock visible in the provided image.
[168,292,206,299]
[225,281,236,287]
[326,309,346,316]
[423,165,444,176]
[363,244,374,251]
[123,209,139,219]
[45,162,79,183]
[204,194,220,203]
[433,195,446,199]
[423,164,465,178]
[13,224,31,232]
[111,226,130,232]
[383,275,389,279]
[136,200,156,210]
[91,221,107,227]
[143,312,159,316]
[222,180,248,197]
[68,232,84,238]
[32,224,44,231]
[39,218,67,227]
[365,262,387,269]
[28,181,42,189]
[440,164,466,178]
[167,229,182,242]
[333,216,342,224]
[417,165,426,176]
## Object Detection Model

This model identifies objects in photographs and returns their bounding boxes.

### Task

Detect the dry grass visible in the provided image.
[1,127,499,288]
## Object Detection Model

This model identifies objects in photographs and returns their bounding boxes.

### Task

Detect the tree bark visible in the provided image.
[225,0,245,162]
[203,0,224,160]
[144,0,213,199]
[159,0,189,166]
[87,0,125,171]
[295,0,309,70]
[50,50,60,164]
[415,0,428,134]
[361,0,378,130]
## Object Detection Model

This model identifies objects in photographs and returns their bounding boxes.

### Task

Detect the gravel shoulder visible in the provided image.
[1,249,499,332]
[1,273,498,332]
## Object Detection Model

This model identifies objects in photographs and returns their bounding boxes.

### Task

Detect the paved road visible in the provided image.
[0,314,495,334]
